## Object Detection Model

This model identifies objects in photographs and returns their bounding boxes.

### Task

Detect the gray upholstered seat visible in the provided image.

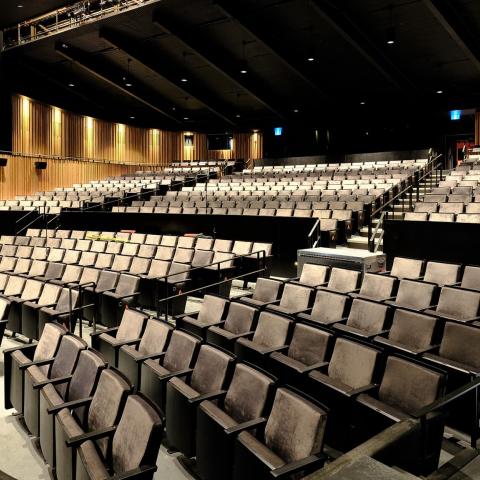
[239,278,283,308]
[166,344,235,457]
[196,363,275,480]
[461,266,480,291]
[424,287,480,323]
[424,261,461,286]
[291,263,329,287]
[389,257,423,279]
[320,267,361,293]
[265,283,313,316]
[385,279,436,310]
[350,273,397,301]
[233,388,327,480]
[297,289,350,325]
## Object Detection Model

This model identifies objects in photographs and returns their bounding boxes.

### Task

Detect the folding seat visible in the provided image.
[3,322,67,415]
[448,194,471,203]
[438,202,464,214]
[265,200,280,209]
[424,261,461,286]
[403,211,427,221]
[55,229,71,239]
[115,232,131,242]
[196,363,276,480]
[173,247,194,264]
[334,298,391,339]
[249,200,265,209]
[459,265,480,291]
[20,259,48,278]
[109,254,133,272]
[318,267,361,293]
[235,311,293,368]
[386,256,423,279]
[104,241,122,255]
[354,356,445,474]
[16,245,33,258]
[290,263,330,288]
[452,186,473,195]
[385,279,436,310]
[466,203,480,213]
[50,264,85,287]
[14,236,31,246]
[166,344,235,457]
[137,259,170,309]
[414,202,437,213]
[29,237,47,247]
[62,250,81,265]
[297,289,350,326]
[90,240,106,253]
[431,187,451,195]
[75,239,92,252]
[213,238,233,252]
[259,208,275,216]
[60,238,77,250]
[140,329,201,412]
[424,194,447,203]
[457,213,480,223]
[81,270,119,325]
[38,349,107,468]
[276,208,293,217]
[91,308,148,367]
[53,368,131,480]
[176,294,229,339]
[46,237,62,248]
[77,250,97,268]
[423,286,480,323]
[0,256,16,273]
[269,323,333,383]
[130,232,146,243]
[264,283,313,316]
[155,245,175,261]
[350,272,397,301]
[23,334,87,436]
[429,212,454,222]
[238,278,283,309]
[232,387,327,480]
[136,244,156,259]
[31,246,49,261]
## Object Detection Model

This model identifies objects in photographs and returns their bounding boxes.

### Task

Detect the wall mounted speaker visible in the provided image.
[35,161,47,170]
[0,158,7,167]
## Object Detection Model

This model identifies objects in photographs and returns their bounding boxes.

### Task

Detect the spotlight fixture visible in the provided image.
[17,4,23,7]
[307,57,315,62]
[130,116,135,119]
[240,67,248,74]
[180,78,188,82]
[184,117,189,120]
[436,90,444,94]
[236,114,241,118]
[68,83,75,87]
[360,101,366,105]
[293,109,299,113]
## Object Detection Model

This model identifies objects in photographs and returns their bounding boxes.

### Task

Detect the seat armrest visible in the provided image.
[66,425,117,448]
[134,352,166,363]
[271,454,327,479]
[188,389,227,405]
[423,353,480,376]
[33,374,73,390]
[19,357,55,370]
[225,417,267,435]
[297,361,329,374]
[174,311,199,321]
[158,368,193,381]
[90,327,119,338]
[114,292,141,301]
[110,338,142,349]
[260,345,289,355]
[222,330,255,340]
[47,396,93,415]
[345,383,379,398]
[3,343,37,356]
[110,465,157,480]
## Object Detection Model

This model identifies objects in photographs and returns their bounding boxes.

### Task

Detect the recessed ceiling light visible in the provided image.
[436,90,443,94]
[180,78,188,82]
[236,114,241,118]
[17,4,23,7]
[307,57,315,62]
[240,69,248,74]
[360,101,366,105]
[125,82,132,87]
[386,26,396,45]
[293,109,299,113]
[184,117,189,120]
[68,83,75,87]
[130,116,135,119]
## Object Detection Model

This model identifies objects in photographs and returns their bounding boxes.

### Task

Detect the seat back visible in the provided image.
[390,257,423,279]
[359,273,396,299]
[439,322,480,370]
[111,395,163,475]
[461,266,480,291]
[88,369,131,456]
[115,274,139,296]
[347,299,389,333]
[264,388,327,463]
[55,288,79,312]
[388,309,438,350]
[378,356,444,414]
[279,284,312,311]
[37,283,61,305]
[327,268,361,292]
[21,279,43,300]
[424,261,461,286]
[163,330,201,372]
[50,335,87,396]
[96,270,119,291]
[288,324,331,365]
[223,302,257,335]
[111,255,132,271]
[33,323,68,369]
[252,311,292,348]
[67,350,106,402]
[192,249,214,267]
[173,247,194,264]
[79,267,100,286]
[310,290,349,323]
[43,262,65,280]
[190,345,233,394]
[298,264,329,286]
[147,259,170,278]
[224,364,274,424]
[252,278,282,302]
[436,287,480,319]
[4,275,26,296]
[328,338,379,389]
[116,309,147,341]
[395,280,435,309]
[197,295,229,325]
[137,319,172,356]
[137,245,156,258]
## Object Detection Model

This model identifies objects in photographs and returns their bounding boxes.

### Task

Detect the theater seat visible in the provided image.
[39,349,106,467]
[318,267,361,293]
[297,289,350,326]
[23,334,87,436]
[196,363,276,480]
[289,263,329,287]
[238,278,283,308]
[117,318,173,389]
[91,308,148,367]
[388,257,424,279]
[350,272,397,301]
[460,265,480,291]
[232,388,327,480]
[206,302,258,351]
[404,212,428,221]
[166,345,235,457]
[265,283,313,316]
[176,294,229,338]
[53,368,131,480]
[140,330,201,412]
[385,279,436,311]
[424,261,461,286]
[424,287,480,323]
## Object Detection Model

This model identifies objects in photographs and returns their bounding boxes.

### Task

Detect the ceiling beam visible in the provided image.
[214,0,331,103]
[99,27,237,126]
[152,9,285,119]
[423,0,480,74]
[309,0,417,92]
[55,41,182,125]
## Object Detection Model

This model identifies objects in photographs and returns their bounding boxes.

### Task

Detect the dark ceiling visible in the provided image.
[1,0,480,133]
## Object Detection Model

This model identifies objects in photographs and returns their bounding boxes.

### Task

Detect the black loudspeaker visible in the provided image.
[0,158,7,167]
[35,161,47,170]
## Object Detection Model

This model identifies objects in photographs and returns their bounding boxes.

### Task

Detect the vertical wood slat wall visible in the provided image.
[12,94,263,164]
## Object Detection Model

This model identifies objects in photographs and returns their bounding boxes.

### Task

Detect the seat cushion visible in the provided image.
[238,431,285,470]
